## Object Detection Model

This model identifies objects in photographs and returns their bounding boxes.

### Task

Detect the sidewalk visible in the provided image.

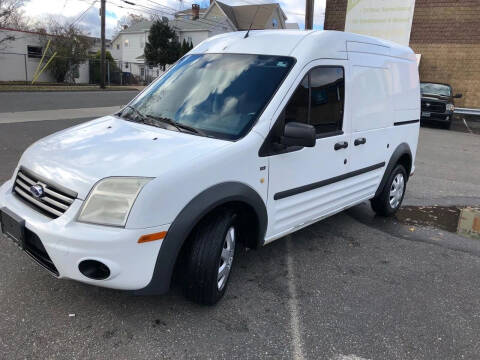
[0,106,120,124]
[0,85,145,92]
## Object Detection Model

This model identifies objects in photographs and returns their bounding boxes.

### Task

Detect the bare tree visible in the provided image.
[0,0,30,48]
[0,0,29,28]
[38,21,90,83]
[113,13,149,37]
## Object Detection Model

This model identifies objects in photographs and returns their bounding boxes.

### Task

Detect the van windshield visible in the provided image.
[125,54,295,140]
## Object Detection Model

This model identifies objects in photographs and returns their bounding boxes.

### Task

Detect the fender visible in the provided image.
[135,182,267,295]
[375,143,412,198]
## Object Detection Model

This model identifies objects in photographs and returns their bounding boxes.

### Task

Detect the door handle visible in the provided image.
[334,141,349,151]
[354,137,366,146]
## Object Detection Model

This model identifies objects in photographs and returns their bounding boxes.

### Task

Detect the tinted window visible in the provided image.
[27,46,42,58]
[282,67,344,135]
[309,67,344,133]
[128,54,295,140]
[284,75,309,125]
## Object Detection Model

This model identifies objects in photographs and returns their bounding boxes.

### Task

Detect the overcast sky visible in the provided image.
[22,0,326,38]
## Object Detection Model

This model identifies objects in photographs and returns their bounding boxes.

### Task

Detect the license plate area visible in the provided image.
[0,208,25,247]
[421,111,431,117]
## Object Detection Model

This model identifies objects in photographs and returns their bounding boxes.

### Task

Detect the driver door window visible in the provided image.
[284,67,345,136]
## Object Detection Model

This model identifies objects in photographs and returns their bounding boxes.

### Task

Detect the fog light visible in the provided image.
[79,260,110,280]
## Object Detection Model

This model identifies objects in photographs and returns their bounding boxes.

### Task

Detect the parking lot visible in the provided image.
[0,92,479,359]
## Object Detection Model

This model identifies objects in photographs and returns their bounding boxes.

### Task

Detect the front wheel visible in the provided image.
[371,164,407,216]
[183,209,237,305]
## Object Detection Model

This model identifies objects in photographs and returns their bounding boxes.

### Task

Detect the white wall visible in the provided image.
[111,32,148,64]
[0,29,55,82]
[178,30,210,47]
[0,29,94,83]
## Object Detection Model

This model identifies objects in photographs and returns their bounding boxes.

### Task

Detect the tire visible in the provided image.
[183,209,237,305]
[371,164,407,217]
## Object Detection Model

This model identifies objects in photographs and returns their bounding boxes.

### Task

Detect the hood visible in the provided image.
[421,94,451,102]
[19,116,230,199]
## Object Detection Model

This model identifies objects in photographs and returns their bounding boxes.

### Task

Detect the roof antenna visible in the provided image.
[244,6,261,38]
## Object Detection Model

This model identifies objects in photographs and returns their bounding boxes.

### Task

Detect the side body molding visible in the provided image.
[136,182,268,295]
[375,142,412,198]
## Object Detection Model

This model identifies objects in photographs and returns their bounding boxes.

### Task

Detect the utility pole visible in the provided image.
[100,0,106,89]
[305,0,314,30]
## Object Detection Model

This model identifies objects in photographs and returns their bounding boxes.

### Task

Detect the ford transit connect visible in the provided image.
[0,31,420,305]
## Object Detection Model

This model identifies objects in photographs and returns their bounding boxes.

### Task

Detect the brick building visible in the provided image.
[324,0,480,108]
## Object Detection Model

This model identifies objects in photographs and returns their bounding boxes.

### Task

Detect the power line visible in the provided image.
[107,0,215,33]
[71,0,98,26]
[133,0,230,28]
[105,0,230,30]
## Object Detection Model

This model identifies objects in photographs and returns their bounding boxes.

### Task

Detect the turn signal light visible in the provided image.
[138,231,167,243]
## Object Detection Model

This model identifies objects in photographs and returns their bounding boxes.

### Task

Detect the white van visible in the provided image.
[0,31,420,305]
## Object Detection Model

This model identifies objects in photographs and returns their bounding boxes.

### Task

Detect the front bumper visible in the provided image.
[421,111,453,123]
[0,179,169,291]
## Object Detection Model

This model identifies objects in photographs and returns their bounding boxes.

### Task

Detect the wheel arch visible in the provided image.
[375,143,412,198]
[135,182,267,295]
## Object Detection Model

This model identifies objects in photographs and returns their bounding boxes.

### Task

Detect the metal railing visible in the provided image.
[455,108,480,116]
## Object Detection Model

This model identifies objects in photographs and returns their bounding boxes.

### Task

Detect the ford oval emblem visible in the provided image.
[30,184,44,198]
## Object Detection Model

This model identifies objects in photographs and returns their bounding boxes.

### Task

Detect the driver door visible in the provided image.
[263,60,352,241]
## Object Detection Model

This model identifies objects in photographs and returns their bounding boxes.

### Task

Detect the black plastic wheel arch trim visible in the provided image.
[274,162,386,200]
[374,143,412,198]
[135,182,267,295]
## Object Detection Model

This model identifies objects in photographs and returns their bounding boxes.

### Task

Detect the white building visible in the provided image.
[0,27,111,83]
[110,0,296,82]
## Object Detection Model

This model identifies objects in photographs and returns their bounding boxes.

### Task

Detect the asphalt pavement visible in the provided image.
[0,92,479,359]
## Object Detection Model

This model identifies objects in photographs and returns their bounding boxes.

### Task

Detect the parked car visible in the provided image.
[0,30,420,305]
[420,82,462,129]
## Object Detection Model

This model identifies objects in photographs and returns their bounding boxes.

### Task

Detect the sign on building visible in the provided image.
[345,0,416,46]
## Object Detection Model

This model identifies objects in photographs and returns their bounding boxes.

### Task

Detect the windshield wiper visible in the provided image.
[122,106,207,137]
[122,105,146,123]
[143,115,207,137]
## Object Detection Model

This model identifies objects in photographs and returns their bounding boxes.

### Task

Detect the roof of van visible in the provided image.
[191,30,416,62]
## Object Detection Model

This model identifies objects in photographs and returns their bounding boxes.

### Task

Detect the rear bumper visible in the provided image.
[0,179,170,291]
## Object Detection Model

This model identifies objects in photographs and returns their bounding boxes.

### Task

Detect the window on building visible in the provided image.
[187,36,192,44]
[272,18,278,28]
[27,46,42,58]
[282,67,344,135]
[140,67,145,77]
[124,39,129,47]
[116,43,120,50]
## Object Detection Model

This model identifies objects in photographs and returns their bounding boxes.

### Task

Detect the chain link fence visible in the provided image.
[0,51,165,86]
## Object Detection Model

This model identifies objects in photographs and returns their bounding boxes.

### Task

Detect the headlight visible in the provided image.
[446,103,455,112]
[78,177,152,227]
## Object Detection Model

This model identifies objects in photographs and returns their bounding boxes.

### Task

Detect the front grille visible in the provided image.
[24,228,59,276]
[13,168,77,219]
[422,101,446,113]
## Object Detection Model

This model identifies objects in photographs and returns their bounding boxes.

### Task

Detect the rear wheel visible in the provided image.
[371,164,407,217]
[183,210,237,305]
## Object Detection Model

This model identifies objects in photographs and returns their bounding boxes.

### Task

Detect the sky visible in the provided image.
[21,0,326,38]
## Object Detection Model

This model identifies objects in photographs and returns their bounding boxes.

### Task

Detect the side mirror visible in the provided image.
[454,93,462,99]
[281,122,316,148]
